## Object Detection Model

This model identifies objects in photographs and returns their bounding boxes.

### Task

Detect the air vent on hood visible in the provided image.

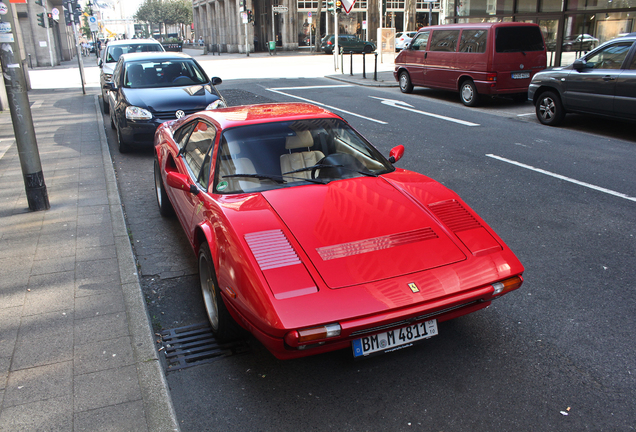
[244,230,301,270]
[428,200,481,232]
[316,227,438,261]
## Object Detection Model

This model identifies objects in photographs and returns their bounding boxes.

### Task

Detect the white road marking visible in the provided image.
[487,154,636,203]
[266,86,387,124]
[369,96,480,126]
[516,112,535,117]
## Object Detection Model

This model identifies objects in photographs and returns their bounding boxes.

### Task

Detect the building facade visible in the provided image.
[193,0,634,60]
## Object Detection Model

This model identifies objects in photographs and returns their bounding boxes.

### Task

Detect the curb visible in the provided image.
[93,96,181,432]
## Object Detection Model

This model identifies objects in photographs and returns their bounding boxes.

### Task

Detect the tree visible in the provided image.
[134,0,193,39]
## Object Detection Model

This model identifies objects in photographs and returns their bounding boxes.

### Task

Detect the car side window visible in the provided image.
[173,122,196,149]
[112,60,123,85]
[585,42,633,70]
[430,30,460,52]
[183,121,217,190]
[459,30,487,53]
[409,31,430,50]
[629,47,636,69]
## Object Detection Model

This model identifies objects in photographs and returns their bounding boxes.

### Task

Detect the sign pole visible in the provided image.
[0,0,50,211]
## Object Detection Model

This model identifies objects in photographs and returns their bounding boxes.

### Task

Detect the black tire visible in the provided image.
[399,71,413,94]
[364,45,373,53]
[460,80,479,106]
[116,124,129,153]
[535,90,565,126]
[101,90,109,114]
[109,110,116,130]
[154,159,174,217]
[198,243,244,341]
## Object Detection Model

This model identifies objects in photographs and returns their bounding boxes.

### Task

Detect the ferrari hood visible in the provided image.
[262,177,468,289]
[122,85,218,112]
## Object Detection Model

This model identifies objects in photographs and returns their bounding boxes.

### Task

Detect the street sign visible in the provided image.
[88,15,98,32]
[340,0,355,13]
[272,5,288,12]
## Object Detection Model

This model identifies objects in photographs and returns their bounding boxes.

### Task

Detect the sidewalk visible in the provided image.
[0,89,179,431]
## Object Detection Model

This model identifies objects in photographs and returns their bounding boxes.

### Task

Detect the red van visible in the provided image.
[394,23,547,106]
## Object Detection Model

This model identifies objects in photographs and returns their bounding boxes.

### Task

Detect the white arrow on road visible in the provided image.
[369,96,480,127]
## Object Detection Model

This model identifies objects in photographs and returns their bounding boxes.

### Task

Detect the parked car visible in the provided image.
[153,102,525,360]
[321,34,376,54]
[396,31,417,51]
[98,38,165,114]
[394,23,547,106]
[105,52,225,152]
[529,32,636,126]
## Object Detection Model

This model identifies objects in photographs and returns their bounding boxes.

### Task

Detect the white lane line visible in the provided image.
[516,112,535,117]
[369,96,480,127]
[487,154,636,203]
[266,87,387,125]
[270,85,355,90]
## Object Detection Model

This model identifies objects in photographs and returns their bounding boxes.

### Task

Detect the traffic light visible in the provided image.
[247,9,253,22]
[336,0,341,12]
[327,0,334,11]
[37,12,46,28]
[35,0,45,6]
[382,0,387,15]
[48,12,54,27]
[63,0,73,24]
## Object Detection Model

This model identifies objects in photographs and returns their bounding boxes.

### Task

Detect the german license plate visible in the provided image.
[512,72,530,79]
[352,320,438,357]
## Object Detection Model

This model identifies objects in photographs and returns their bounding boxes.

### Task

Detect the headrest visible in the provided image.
[222,142,241,156]
[285,131,313,150]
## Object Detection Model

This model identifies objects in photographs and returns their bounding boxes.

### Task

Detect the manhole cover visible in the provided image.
[159,322,249,371]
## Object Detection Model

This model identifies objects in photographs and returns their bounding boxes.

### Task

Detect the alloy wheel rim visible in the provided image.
[540,98,555,120]
[462,84,473,102]
[199,254,219,330]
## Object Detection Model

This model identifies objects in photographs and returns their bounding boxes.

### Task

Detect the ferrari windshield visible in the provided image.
[214,118,393,194]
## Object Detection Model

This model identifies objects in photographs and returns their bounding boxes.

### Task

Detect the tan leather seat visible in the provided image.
[218,142,260,192]
[280,131,324,181]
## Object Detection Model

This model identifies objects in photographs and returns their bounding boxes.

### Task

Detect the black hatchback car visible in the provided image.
[105,52,225,152]
[529,32,636,126]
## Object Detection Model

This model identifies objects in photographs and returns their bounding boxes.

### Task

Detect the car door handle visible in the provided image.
[602,76,616,81]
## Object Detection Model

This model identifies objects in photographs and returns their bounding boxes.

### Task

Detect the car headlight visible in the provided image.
[104,73,112,81]
[125,106,153,120]
[206,99,227,110]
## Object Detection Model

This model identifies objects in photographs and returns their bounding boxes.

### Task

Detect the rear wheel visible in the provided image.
[364,45,373,53]
[154,159,174,217]
[198,243,243,341]
[535,90,565,126]
[399,71,413,94]
[101,90,109,114]
[460,80,479,106]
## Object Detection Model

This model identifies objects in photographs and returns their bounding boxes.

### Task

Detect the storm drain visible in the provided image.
[159,322,250,371]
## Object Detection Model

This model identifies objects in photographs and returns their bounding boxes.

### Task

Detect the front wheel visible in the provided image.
[399,71,413,94]
[116,124,129,153]
[364,45,373,53]
[199,243,244,341]
[460,80,479,106]
[535,91,565,126]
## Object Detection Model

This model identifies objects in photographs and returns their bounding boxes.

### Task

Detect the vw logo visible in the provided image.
[175,110,185,119]
[520,64,525,69]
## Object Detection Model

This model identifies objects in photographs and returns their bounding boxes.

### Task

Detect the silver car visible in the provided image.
[529,32,636,126]
[99,39,164,114]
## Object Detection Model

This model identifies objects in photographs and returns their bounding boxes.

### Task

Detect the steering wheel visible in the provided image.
[311,153,366,179]
[173,76,192,84]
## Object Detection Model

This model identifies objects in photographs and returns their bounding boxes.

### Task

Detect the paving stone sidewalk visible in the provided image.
[0,88,179,431]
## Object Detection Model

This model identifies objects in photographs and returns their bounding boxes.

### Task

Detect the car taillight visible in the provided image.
[492,275,523,296]
[285,323,341,347]
[327,41,333,45]
[486,72,497,81]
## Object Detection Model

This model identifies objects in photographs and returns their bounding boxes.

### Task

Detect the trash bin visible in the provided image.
[268,41,276,55]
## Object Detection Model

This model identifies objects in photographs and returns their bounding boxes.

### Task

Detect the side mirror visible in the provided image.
[104,81,116,91]
[573,58,590,70]
[166,171,199,195]
[210,76,222,86]
[388,145,405,164]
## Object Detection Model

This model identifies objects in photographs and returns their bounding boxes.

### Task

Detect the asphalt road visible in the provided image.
[103,79,636,432]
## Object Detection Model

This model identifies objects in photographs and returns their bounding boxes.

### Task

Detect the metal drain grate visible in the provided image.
[160,322,249,371]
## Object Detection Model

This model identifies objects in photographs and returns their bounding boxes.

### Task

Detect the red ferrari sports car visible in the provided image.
[153,102,524,359]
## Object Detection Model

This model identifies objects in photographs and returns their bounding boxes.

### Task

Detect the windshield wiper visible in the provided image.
[283,163,344,175]
[223,173,326,185]
[222,173,286,184]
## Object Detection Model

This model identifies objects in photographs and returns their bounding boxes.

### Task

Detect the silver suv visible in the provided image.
[529,32,636,126]
[99,39,164,114]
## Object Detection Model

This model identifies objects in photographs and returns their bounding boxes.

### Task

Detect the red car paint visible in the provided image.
[154,103,524,359]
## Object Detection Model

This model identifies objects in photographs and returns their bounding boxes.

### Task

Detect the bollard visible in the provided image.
[374,52,378,81]
[362,52,366,79]
[350,51,353,76]
[340,47,344,74]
